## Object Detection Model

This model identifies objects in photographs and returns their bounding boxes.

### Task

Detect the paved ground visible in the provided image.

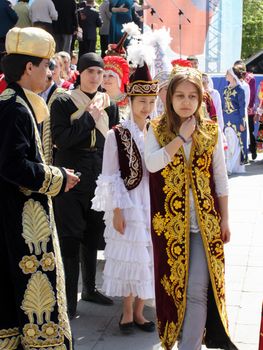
[70,155,263,350]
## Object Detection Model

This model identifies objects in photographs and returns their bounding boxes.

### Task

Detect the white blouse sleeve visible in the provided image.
[144,125,171,173]
[91,129,133,211]
[213,129,229,197]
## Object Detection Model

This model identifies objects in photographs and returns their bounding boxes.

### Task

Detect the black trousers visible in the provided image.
[54,187,105,312]
[33,21,53,35]
[79,39,96,58]
[248,114,257,155]
[100,34,109,58]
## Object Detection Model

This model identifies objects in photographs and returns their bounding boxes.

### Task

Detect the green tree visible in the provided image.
[242,0,263,59]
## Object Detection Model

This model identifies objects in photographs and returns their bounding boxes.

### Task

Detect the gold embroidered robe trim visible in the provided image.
[42,88,65,165]
[20,197,72,349]
[0,336,21,350]
[150,116,230,350]
[0,328,20,350]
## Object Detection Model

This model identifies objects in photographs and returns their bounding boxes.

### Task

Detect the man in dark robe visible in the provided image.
[0,27,79,350]
[51,52,119,319]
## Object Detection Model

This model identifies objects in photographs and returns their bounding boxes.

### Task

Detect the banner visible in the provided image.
[144,0,243,72]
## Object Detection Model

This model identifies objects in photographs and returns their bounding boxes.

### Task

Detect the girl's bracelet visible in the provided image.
[177,134,187,143]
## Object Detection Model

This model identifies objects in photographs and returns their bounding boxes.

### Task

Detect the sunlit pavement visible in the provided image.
[70,154,263,350]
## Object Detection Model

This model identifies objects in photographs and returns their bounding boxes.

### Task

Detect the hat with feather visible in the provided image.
[126,38,159,96]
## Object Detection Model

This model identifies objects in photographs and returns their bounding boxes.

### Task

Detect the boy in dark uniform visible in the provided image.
[51,52,119,319]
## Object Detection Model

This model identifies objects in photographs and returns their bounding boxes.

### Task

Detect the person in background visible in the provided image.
[187,55,199,69]
[202,72,224,132]
[50,52,119,319]
[153,70,170,116]
[29,0,58,34]
[71,50,79,71]
[52,53,73,90]
[234,60,257,160]
[52,0,78,54]
[99,0,112,58]
[0,26,78,350]
[92,61,158,335]
[0,51,7,93]
[13,0,31,28]
[232,64,250,162]
[0,0,18,52]
[144,62,237,350]
[78,0,102,57]
[109,0,133,48]
[222,67,246,175]
[102,54,130,120]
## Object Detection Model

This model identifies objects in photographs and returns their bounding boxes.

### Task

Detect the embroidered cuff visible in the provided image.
[39,165,65,196]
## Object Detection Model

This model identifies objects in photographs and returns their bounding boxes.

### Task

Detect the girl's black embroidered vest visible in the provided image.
[113,125,143,190]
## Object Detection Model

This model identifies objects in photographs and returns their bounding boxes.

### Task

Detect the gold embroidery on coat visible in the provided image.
[0,336,20,350]
[151,117,230,348]
[22,199,51,255]
[15,95,63,197]
[47,198,72,347]
[19,255,39,274]
[39,165,64,197]
[40,252,55,271]
[21,271,56,324]
[22,322,64,348]
[0,328,19,338]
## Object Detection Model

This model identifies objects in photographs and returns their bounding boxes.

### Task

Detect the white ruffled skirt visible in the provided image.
[92,173,155,300]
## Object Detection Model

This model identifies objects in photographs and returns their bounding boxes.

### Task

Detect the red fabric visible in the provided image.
[203,91,217,120]
[61,80,72,90]
[0,74,7,93]
[171,59,192,67]
[68,70,79,84]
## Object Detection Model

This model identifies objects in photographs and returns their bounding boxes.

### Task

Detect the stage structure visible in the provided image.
[205,0,222,73]
[144,0,243,73]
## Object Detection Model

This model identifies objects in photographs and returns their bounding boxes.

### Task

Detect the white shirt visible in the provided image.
[144,126,229,232]
[29,0,58,24]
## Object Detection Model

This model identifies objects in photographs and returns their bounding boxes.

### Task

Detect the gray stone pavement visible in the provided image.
[70,155,263,350]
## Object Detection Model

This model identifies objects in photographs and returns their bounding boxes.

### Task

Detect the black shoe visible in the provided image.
[119,315,134,335]
[81,289,113,305]
[252,152,257,160]
[134,320,155,332]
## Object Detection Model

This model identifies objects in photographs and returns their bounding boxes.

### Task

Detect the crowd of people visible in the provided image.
[0,1,263,350]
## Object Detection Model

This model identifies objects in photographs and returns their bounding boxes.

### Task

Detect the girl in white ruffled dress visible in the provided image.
[92,61,158,334]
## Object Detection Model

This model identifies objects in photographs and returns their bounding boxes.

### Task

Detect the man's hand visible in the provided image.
[86,101,104,122]
[64,169,80,192]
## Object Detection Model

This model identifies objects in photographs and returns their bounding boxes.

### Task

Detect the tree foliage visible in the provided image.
[242,0,263,59]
